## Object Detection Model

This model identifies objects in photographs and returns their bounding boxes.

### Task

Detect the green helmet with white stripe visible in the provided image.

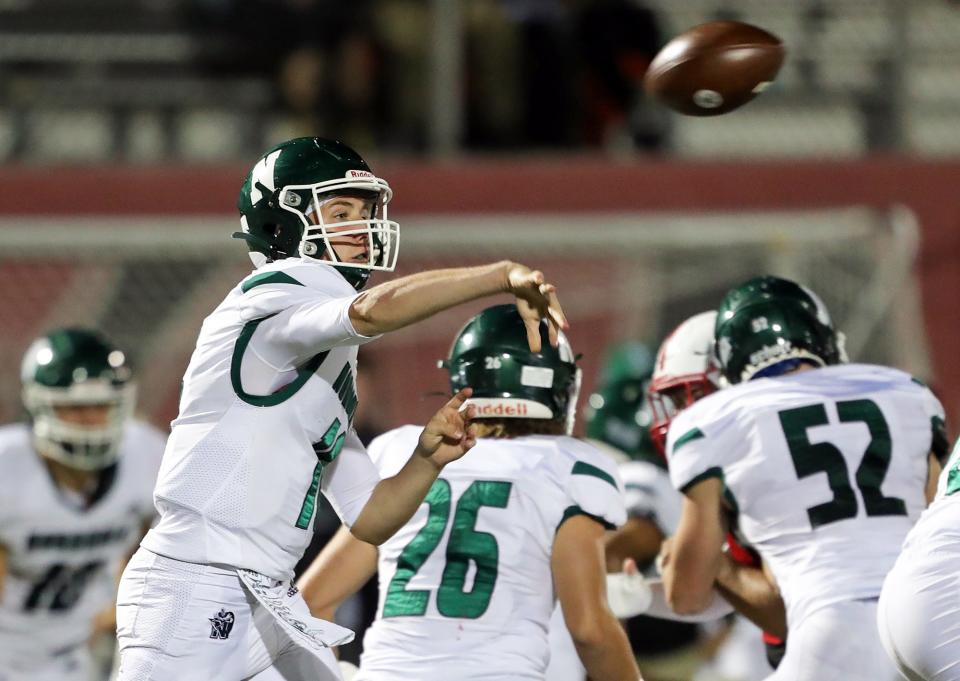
[235,137,399,291]
[21,328,136,470]
[440,304,581,435]
[714,275,847,384]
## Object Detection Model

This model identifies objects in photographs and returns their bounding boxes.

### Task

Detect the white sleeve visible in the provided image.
[667,409,730,495]
[320,428,381,527]
[241,279,377,367]
[133,422,167,520]
[558,443,627,531]
[260,295,378,363]
[238,264,380,361]
[366,426,420,478]
[621,464,682,536]
[623,483,658,520]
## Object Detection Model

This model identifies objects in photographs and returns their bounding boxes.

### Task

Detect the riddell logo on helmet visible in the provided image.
[749,340,793,367]
[474,402,529,417]
[346,170,374,179]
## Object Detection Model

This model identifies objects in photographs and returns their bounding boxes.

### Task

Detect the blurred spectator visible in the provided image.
[369,0,432,150]
[572,0,667,151]
[461,0,524,149]
[183,0,665,153]
[189,0,388,148]
[464,0,666,151]
[501,0,578,147]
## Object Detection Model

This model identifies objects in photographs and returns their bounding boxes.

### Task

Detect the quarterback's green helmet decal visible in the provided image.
[715,275,847,384]
[21,328,136,470]
[235,137,399,291]
[440,304,581,434]
[583,342,659,463]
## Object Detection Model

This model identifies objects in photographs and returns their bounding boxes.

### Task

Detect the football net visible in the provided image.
[0,204,925,430]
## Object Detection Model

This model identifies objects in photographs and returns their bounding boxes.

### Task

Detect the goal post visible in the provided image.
[0,204,925,430]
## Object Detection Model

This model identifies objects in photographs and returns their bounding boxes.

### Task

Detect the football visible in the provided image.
[644,21,785,116]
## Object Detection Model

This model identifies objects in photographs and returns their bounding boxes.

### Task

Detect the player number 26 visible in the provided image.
[382,479,512,620]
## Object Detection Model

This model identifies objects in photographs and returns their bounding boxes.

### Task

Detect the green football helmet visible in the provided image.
[440,304,581,435]
[234,137,399,291]
[595,340,655,386]
[21,328,136,470]
[714,275,847,384]
[583,342,659,463]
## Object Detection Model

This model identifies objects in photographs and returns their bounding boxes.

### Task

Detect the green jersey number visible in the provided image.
[295,419,346,529]
[23,561,104,612]
[943,438,960,496]
[383,479,512,619]
[779,399,907,529]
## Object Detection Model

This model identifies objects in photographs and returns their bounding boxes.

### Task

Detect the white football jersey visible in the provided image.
[356,426,627,681]
[898,436,960,556]
[143,259,382,581]
[0,421,164,667]
[667,363,942,630]
[579,440,680,535]
[545,453,680,681]
[620,459,681,538]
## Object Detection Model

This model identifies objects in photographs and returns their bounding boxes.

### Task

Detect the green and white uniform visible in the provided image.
[878,437,960,681]
[668,363,942,681]
[620,459,682,536]
[119,259,383,681]
[143,258,381,579]
[356,425,626,681]
[0,420,164,681]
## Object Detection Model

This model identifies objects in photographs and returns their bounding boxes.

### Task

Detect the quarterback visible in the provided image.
[294,305,639,681]
[660,276,945,680]
[0,329,165,681]
[115,137,567,681]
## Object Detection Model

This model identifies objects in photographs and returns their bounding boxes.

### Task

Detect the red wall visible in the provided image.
[2,157,958,424]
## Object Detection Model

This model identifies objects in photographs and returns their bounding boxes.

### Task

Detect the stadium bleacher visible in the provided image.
[1,0,959,161]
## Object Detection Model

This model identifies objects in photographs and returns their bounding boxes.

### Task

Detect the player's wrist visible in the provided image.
[413,445,446,471]
[499,260,521,293]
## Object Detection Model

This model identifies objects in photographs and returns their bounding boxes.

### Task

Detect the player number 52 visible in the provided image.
[779,399,907,529]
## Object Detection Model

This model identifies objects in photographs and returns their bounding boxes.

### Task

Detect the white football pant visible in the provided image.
[878,546,960,681]
[768,599,899,681]
[115,548,341,681]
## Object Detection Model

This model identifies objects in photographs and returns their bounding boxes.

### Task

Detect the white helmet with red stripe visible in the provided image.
[648,311,722,457]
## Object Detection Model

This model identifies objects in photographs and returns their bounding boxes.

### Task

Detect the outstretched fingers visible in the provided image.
[444,387,473,413]
[438,389,473,438]
[442,391,479,439]
[524,317,543,353]
[522,290,567,350]
[464,420,478,448]
[509,265,569,350]
[432,419,464,442]
[545,288,568,330]
[418,390,480,465]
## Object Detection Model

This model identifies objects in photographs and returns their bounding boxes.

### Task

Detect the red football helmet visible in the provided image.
[648,311,722,457]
